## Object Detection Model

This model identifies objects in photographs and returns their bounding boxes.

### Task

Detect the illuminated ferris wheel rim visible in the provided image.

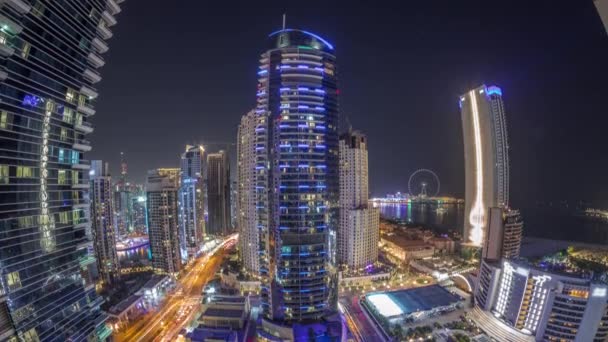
[408,169,441,197]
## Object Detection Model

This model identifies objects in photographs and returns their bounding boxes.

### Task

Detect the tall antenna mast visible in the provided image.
[282,13,286,30]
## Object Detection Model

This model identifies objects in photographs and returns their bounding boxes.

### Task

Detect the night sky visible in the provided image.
[90,0,608,210]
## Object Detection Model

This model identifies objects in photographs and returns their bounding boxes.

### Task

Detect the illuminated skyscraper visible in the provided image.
[483,207,523,260]
[207,151,230,236]
[339,130,379,269]
[114,152,133,236]
[90,161,119,285]
[0,0,122,340]
[179,145,205,260]
[146,168,181,274]
[459,85,510,246]
[236,110,259,274]
[254,28,339,326]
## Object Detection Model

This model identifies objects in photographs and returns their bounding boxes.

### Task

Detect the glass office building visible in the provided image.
[255,28,339,324]
[0,0,122,340]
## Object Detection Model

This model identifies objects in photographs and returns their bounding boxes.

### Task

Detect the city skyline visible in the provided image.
[91,1,608,209]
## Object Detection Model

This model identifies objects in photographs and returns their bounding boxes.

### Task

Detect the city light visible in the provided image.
[366,294,403,317]
[468,90,485,246]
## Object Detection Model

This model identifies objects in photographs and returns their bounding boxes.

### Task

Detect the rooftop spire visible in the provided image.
[282,13,286,30]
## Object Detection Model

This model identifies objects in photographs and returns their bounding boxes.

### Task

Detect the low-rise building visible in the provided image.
[106,295,146,331]
[339,270,391,288]
[381,234,435,263]
[198,295,250,331]
[136,275,174,305]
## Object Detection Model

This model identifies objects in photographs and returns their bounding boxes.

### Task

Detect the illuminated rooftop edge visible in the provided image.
[268,28,334,50]
[366,293,403,317]
[487,85,503,96]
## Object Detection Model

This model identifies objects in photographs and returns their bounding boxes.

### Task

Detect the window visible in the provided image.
[6,271,21,290]
[60,128,68,141]
[0,165,8,184]
[57,211,69,224]
[22,328,39,342]
[78,94,87,107]
[18,216,34,228]
[21,42,30,59]
[75,113,82,126]
[58,170,66,185]
[72,170,79,185]
[16,166,33,178]
[0,32,7,45]
[65,88,76,103]
[70,151,79,165]
[72,209,81,223]
[0,111,9,129]
[63,107,73,123]
[58,149,65,163]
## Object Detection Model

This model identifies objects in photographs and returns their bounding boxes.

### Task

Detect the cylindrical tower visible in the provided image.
[255,28,339,323]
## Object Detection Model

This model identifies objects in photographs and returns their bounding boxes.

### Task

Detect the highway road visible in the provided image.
[115,235,237,342]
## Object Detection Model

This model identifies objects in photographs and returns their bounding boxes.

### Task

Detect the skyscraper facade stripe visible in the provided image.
[0,0,122,340]
[255,28,339,323]
[460,85,510,246]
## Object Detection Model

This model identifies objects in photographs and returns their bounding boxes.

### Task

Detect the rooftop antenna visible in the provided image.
[282,13,286,30]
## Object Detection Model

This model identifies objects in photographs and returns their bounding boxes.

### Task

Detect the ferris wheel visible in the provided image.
[408,169,440,197]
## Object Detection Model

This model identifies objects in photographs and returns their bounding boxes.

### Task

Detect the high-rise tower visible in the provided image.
[483,207,523,260]
[254,28,339,325]
[236,110,259,274]
[460,85,510,246]
[595,0,608,35]
[338,130,379,269]
[207,151,230,236]
[179,145,205,260]
[0,0,123,340]
[90,161,119,285]
[146,168,181,274]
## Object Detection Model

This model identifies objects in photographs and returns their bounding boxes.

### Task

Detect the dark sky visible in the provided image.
[90,0,608,209]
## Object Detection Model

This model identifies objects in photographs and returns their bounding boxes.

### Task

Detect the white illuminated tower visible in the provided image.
[236,110,259,274]
[338,130,379,269]
[596,0,608,34]
[460,85,510,246]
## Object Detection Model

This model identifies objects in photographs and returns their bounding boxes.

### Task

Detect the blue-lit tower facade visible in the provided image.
[0,0,122,340]
[255,29,339,324]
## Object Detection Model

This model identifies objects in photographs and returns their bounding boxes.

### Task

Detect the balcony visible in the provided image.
[0,13,22,34]
[1,0,30,14]
[72,162,91,170]
[77,240,92,250]
[80,85,98,99]
[72,181,89,189]
[73,139,92,152]
[91,37,108,54]
[75,121,94,133]
[106,0,121,15]
[83,68,101,83]
[97,22,112,40]
[87,52,105,68]
[78,103,96,116]
[101,10,116,27]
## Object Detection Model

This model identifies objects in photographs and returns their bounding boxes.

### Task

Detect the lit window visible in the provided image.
[58,170,66,185]
[72,170,79,185]
[0,110,9,129]
[16,166,33,178]
[22,328,39,342]
[78,94,87,107]
[58,149,65,163]
[63,108,73,123]
[60,128,68,141]
[0,32,7,45]
[21,42,30,59]
[6,271,21,290]
[65,88,76,103]
[57,211,69,224]
[0,165,8,184]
